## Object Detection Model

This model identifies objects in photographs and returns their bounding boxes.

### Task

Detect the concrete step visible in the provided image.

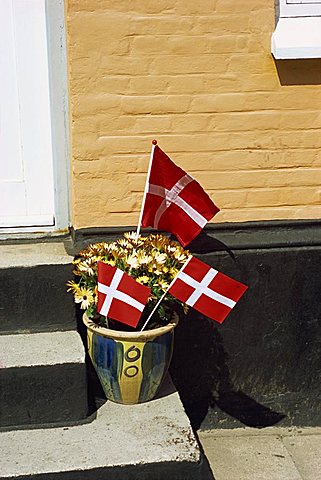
[0,330,88,428]
[0,377,206,480]
[0,241,76,333]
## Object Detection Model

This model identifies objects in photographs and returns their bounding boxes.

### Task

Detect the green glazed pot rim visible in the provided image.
[83,311,179,341]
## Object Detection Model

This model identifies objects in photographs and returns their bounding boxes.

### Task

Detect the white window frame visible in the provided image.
[272,0,321,58]
[280,0,321,17]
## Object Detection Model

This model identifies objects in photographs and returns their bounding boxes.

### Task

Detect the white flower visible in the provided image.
[124,231,137,240]
[154,252,167,264]
[137,252,153,265]
[118,239,130,248]
[174,251,187,262]
[126,253,140,269]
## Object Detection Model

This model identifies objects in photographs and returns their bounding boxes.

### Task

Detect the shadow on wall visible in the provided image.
[170,311,285,431]
[169,232,288,431]
[170,231,321,431]
[274,59,321,85]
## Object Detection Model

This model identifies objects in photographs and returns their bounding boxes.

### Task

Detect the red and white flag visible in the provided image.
[97,262,151,328]
[168,256,248,324]
[141,145,219,247]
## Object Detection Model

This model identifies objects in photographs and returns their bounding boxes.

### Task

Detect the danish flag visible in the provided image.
[97,262,151,328]
[169,256,248,324]
[141,145,219,246]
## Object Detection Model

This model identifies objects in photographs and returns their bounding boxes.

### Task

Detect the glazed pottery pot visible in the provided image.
[83,312,178,404]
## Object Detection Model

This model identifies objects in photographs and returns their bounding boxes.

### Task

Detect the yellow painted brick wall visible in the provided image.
[66,0,321,229]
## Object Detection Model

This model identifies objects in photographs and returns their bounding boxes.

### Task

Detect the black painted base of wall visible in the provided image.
[72,219,321,251]
[169,244,321,430]
[72,220,321,430]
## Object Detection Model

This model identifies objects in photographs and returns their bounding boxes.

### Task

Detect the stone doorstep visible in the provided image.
[0,241,76,334]
[0,331,88,428]
[0,377,203,480]
[0,241,73,269]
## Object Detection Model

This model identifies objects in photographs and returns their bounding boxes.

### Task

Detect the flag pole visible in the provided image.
[140,276,176,332]
[140,256,192,331]
[136,139,157,241]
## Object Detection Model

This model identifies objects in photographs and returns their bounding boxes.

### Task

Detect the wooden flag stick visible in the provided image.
[140,290,167,332]
[140,255,192,331]
[140,276,176,332]
[135,139,157,241]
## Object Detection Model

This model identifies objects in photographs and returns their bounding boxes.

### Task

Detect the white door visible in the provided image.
[0,0,55,229]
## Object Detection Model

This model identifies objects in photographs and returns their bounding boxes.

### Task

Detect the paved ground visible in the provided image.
[198,427,321,480]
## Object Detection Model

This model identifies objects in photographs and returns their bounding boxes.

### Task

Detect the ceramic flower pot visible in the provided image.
[83,312,179,404]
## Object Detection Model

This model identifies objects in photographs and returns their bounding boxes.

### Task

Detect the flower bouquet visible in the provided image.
[67,232,189,331]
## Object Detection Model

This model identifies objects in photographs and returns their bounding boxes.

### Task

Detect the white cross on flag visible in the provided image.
[141,145,219,247]
[97,261,151,328]
[169,256,248,324]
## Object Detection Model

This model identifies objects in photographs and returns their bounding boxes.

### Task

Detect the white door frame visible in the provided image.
[46,0,71,234]
[1,0,70,236]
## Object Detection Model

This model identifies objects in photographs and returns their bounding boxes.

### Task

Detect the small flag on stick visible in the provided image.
[97,261,151,328]
[138,141,219,246]
[168,256,248,324]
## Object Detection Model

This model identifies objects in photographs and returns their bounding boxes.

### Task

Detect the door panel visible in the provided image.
[0,0,55,228]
